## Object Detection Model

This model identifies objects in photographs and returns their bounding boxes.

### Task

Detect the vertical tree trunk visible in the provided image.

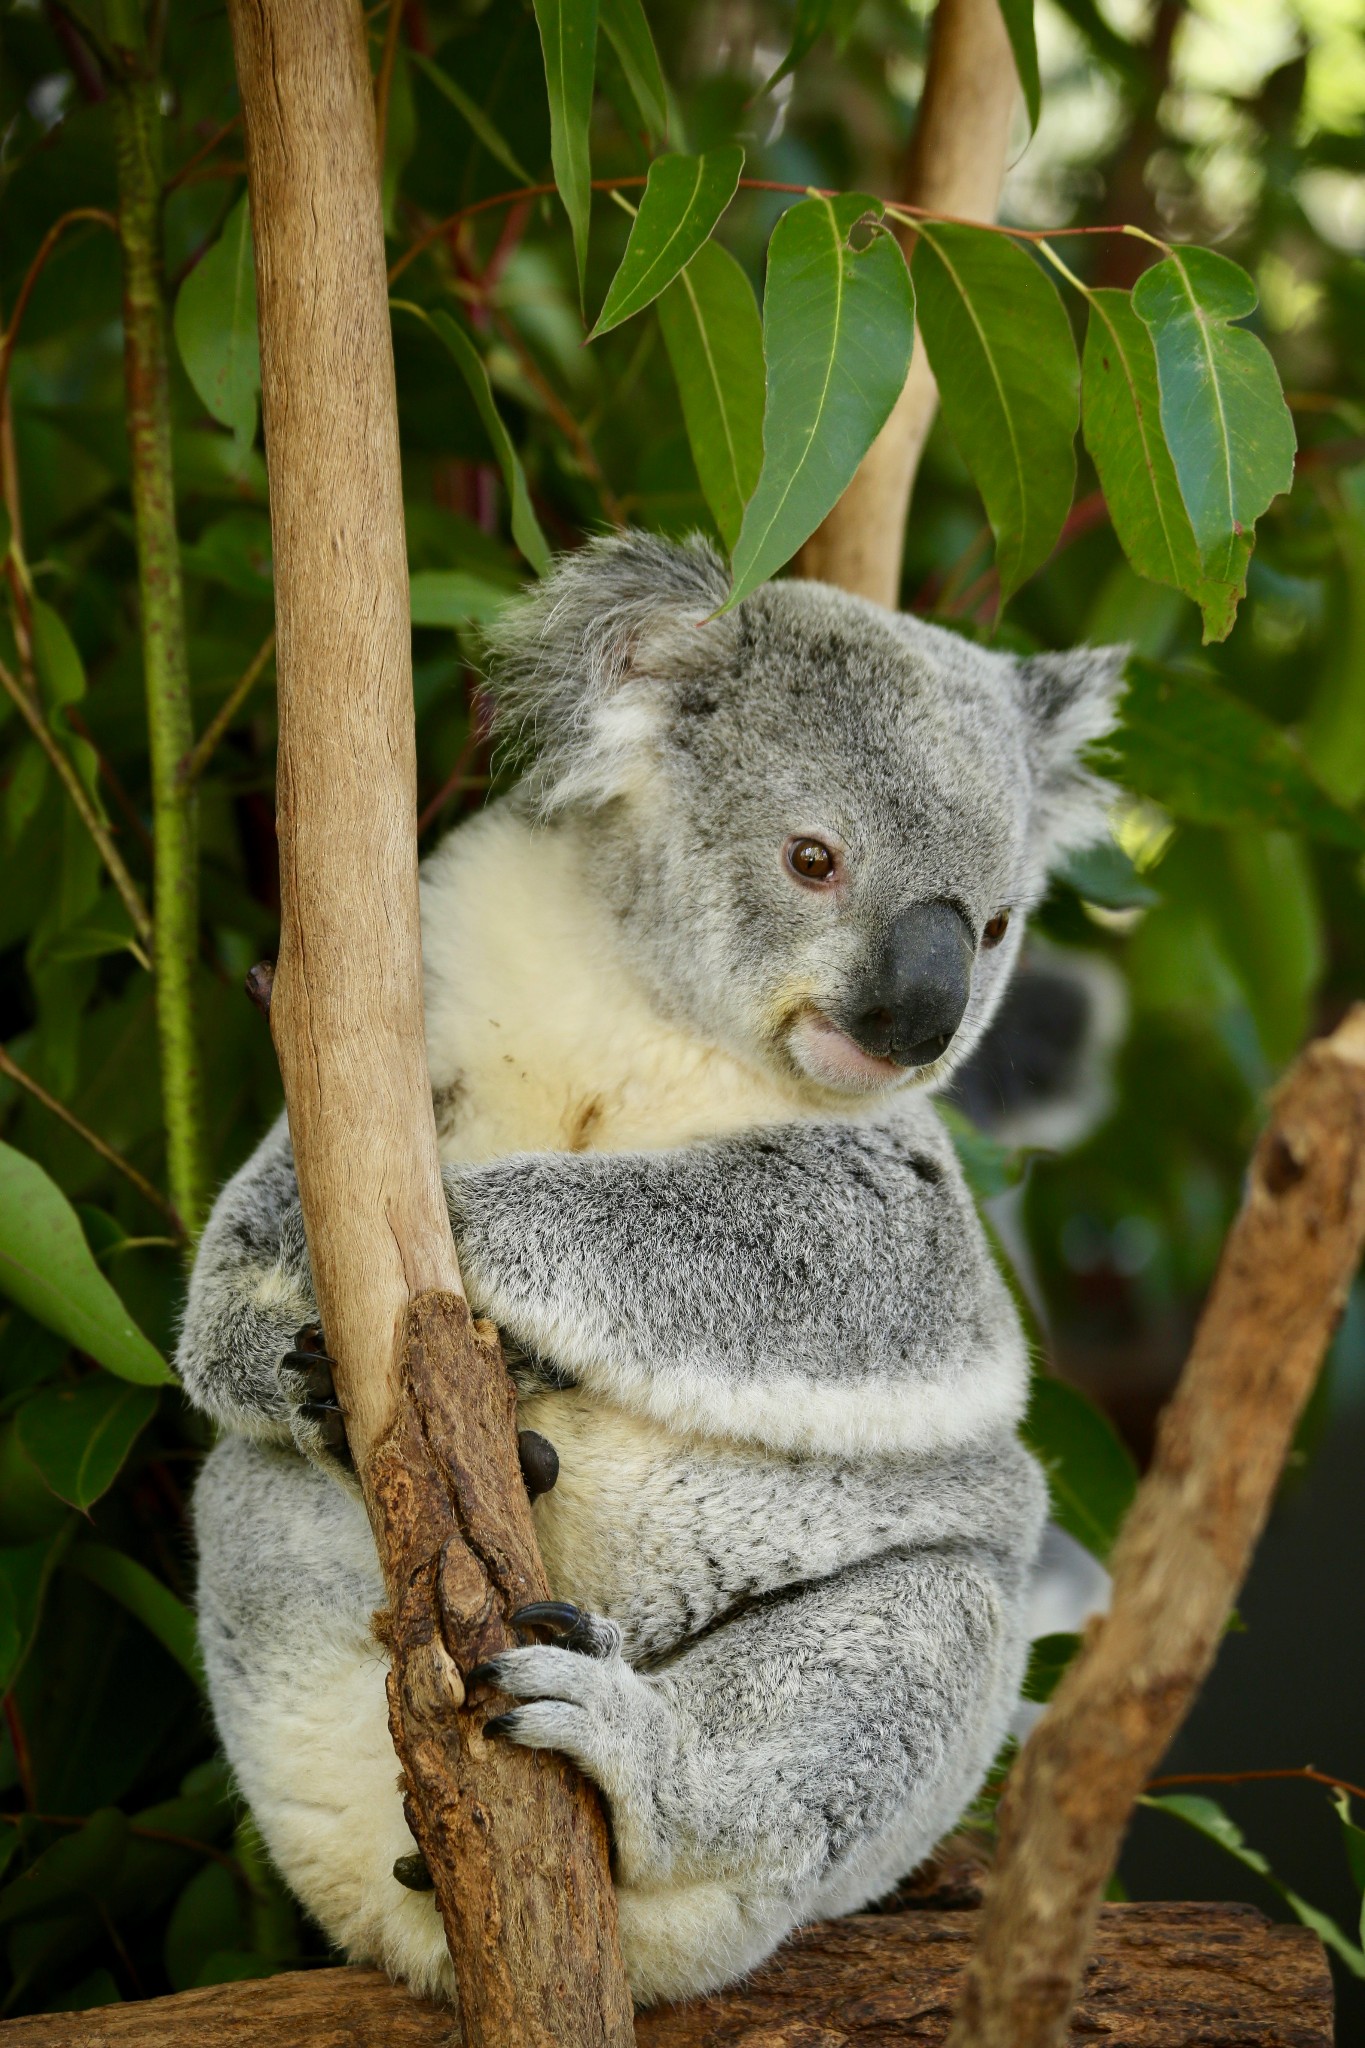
[794,0,1019,604]
[226,3,633,2042]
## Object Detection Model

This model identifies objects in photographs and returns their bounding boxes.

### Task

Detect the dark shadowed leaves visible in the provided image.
[69,1544,203,1689]
[592,146,743,336]
[658,240,764,553]
[761,0,866,92]
[15,1379,158,1511]
[1023,1371,1137,1560]
[408,54,532,183]
[173,195,260,460]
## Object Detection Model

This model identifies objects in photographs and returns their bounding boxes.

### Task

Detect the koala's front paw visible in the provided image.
[278,1323,353,1472]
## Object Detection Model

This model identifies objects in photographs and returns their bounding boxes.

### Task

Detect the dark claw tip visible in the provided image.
[517,1429,560,1500]
[483,1712,518,1740]
[465,1661,502,1692]
[392,1850,435,1892]
[510,1600,581,1637]
[292,1322,327,1355]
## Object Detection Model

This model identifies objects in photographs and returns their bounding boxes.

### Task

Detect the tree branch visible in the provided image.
[226,5,633,2042]
[794,0,1021,603]
[946,1008,1365,2048]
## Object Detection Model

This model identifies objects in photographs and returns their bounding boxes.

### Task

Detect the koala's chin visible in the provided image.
[786,1010,927,1095]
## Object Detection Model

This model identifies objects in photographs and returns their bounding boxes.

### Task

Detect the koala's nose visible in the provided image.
[848,900,974,1068]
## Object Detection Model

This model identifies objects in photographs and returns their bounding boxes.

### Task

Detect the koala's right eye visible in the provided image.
[785,837,838,885]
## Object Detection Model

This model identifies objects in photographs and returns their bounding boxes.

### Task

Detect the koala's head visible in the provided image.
[487,534,1123,1100]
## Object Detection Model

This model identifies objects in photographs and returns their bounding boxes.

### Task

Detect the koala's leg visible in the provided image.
[473,1544,1027,2006]
[193,1435,455,2002]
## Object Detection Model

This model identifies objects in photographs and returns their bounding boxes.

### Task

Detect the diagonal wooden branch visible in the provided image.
[946,1007,1365,2048]
[794,0,1020,603]
[226,3,632,2043]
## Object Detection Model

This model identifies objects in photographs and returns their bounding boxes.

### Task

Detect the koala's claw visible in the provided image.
[483,1711,519,1740]
[279,1324,352,1470]
[512,1599,583,1638]
[509,1601,620,1659]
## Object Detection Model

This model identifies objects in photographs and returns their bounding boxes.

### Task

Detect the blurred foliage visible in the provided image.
[1,0,1364,2017]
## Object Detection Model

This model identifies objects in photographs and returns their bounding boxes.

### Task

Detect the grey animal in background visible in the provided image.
[180,534,1125,2007]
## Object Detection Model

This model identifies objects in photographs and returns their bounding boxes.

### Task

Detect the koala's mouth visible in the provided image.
[787,1010,916,1093]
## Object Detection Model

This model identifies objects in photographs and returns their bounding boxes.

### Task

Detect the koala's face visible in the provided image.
[492,537,1122,1101]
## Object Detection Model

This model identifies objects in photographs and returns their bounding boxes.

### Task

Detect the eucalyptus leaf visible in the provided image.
[1332,1790,1365,1944]
[658,241,764,554]
[409,53,532,183]
[0,1528,71,1693]
[16,1377,158,1510]
[31,600,100,808]
[70,1542,204,1688]
[592,146,743,337]
[762,0,866,92]
[1132,247,1295,583]
[1022,1631,1080,1705]
[173,195,260,459]
[913,223,1077,607]
[726,195,914,607]
[409,570,518,629]
[1057,838,1160,909]
[532,0,599,299]
[0,1808,129,1930]
[599,0,669,139]
[997,0,1041,129]
[0,1143,171,1385]
[1116,659,1365,850]
[1023,1372,1137,1561]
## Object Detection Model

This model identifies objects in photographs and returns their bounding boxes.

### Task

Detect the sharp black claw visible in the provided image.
[465,1661,502,1692]
[517,1429,559,1500]
[283,1354,339,1405]
[510,1600,582,1639]
[483,1712,518,1740]
[392,1850,435,1892]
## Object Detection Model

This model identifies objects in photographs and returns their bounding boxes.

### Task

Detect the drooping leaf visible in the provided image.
[592,146,743,338]
[0,1527,72,1692]
[997,0,1042,129]
[31,599,100,807]
[1142,1794,1365,1978]
[392,305,551,576]
[531,0,599,299]
[1082,289,1247,643]
[0,1809,129,1930]
[1023,1371,1137,1561]
[409,571,518,630]
[70,1542,204,1688]
[599,0,669,139]
[1057,837,1160,909]
[1132,247,1295,584]
[913,222,1077,607]
[409,53,533,183]
[0,1144,171,1384]
[15,1378,158,1510]
[1332,1790,1365,1944]
[1116,659,1365,850]
[762,0,866,93]
[658,240,764,554]
[173,194,260,459]
[726,195,915,607]
[1022,1631,1080,1704]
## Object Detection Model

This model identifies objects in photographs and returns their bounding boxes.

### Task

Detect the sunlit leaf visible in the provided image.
[1023,1372,1137,1561]
[592,146,743,338]
[409,53,532,183]
[726,194,914,608]
[70,1542,204,1688]
[0,1143,171,1384]
[532,0,599,299]
[173,194,260,459]
[599,0,669,139]
[997,0,1041,129]
[1132,248,1295,583]
[16,1378,158,1510]
[658,240,764,554]
[393,305,552,577]
[1116,659,1365,850]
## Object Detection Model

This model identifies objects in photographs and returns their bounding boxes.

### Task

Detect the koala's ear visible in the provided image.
[484,532,735,813]
[1014,645,1127,861]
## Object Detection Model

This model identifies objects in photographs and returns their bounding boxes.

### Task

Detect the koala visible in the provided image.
[181,534,1123,2008]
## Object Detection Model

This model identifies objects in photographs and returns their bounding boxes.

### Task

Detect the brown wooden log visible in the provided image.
[946,1009,1365,2048]
[793,0,1020,604]
[224,4,632,2043]
[0,1906,1332,2046]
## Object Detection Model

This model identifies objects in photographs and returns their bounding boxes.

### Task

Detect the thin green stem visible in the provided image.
[112,68,207,1248]
[0,1043,182,1234]
[176,630,275,789]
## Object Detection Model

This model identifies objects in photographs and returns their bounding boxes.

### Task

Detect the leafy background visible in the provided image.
[2,0,1365,2024]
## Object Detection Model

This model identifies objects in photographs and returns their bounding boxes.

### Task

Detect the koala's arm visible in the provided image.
[445,1111,1025,1456]
[176,1114,317,1441]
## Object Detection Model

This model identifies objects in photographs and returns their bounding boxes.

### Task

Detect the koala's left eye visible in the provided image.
[982,911,1011,949]
[785,837,838,885]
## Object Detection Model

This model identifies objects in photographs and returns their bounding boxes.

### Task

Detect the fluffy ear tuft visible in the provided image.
[484,532,734,815]
[1015,645,1127,862]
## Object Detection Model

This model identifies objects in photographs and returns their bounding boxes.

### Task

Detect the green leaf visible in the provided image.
[599,0,669,139]
[0,1809,129,1929]
[1115,659,1365,850]
[409,570,517,630]
[1023,1372,1137,1561]
[939,1101,1026,1200]
[762,0,866,93]
[15,1378,158,1510]
[1057,838,1160,909]
[165,1864,246,1993]
[726,195,915,608]
[393,305,552,576]
[36,891,138,966]
[658,241,764,554]
[1332,1789,1365,1945]
[1143,1794,1365,1978]
[1022,1631,1080,1705]
[531,0,599,300]
[173,194,261,459]
[913,222,1077,607]
[69,1542,204,1688]
[1082,289,1247,644]
[0,1145,171,1384]
[997,0,1041,130]
[1132,248,1295,583]
[0,1528,72,1692]
[592,146,743,338]
[409,53,533,183]
[31,600,100,808]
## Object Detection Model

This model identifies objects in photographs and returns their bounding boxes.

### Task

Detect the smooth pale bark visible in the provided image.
[225,4,632,2043]
[794,0,1020,603]
[946,1009,1365,2048]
